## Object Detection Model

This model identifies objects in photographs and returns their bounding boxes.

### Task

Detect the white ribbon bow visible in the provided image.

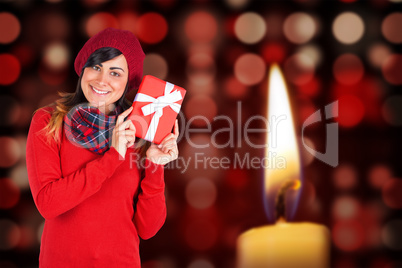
[134,82,182,142]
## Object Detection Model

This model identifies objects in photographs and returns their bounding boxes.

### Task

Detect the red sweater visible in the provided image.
[26,107,166,268]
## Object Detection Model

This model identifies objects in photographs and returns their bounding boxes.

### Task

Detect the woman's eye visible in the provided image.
[111,72,120,77]
[92,66,101,71]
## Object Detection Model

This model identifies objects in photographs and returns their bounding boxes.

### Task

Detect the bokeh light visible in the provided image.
[185,178,217,209]
[381,178,402,209]
[187,53,216,86]
[333,12,365,44]
[185,11,218,43]
[381,54,402,85]
[283,53,315,86]
[332,164,358,190]
[0,12,21,44]
[382,95,402,126]
[297,44,322,67]
[296,77,321,97]
[188,259,215,268]
[224,0,249,10]
[368,164,392,189]
[335,94,365,127]
[0,178,20,209]
[43,42,70,71]
[381,12,402,44]
[184,95,218,127]
[234,12,266,44]
[0,137,21,168]
[10,163,30,190]
[367,43,392,68]
[0,220,21,250]
[143,53,168,80]
[234,53,266,86]
[332,220,365,251]
[333,54,364,85]
[85,12,119,37]
[223,76,249,99]
[381,220,402,250]
[117,11,138,34]
[0,96,21,126]
[261,43,286,64]
[136,12,168,44]
[332,196,360,220]
[0,54,21,86]
[283,12,317,44]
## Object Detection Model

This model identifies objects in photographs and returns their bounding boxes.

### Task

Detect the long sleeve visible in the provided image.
[133,159,167,240]
[26,108,125,219]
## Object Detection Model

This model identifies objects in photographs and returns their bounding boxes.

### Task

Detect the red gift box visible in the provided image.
[128,75,186,144]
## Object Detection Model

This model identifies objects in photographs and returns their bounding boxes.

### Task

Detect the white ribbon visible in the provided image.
[134,82,182,142]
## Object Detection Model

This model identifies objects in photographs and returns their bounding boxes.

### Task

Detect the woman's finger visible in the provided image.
[173,119,179,139]
[116,106,133,126]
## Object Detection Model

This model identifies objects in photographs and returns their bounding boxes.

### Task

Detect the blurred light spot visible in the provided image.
[296,77,321,97]
[0,137,21,168]
[332,164,358,190]
[16,224,35,249]
[333,12,365,44]
[332,196,360,220]
[382,54,402,85]
[187,53,216,86]
[117,11,137,34]
[367,43,392,68]
[382,178,402,209]
[369,164,392,189]
[0,54,21,85]
[10,163,29,190]
[297,44,322,66]
[261,43,286,63]
[143,53,168,80]
[0,220,21,250]
[284,12,317,44]
[332,220,365,251]
[185,219,217,251]
[43,42,70,71]
[225,0,249,9]
[0,12,21,44]
[389,0,402,2]
[186,178,217,209]
[223,76,249,99]
[336,95,365,127]
[188,259,214,268]
[184,95,217,127]
[38,94,60,109]
[299,136,315,166]
[382,220,402,250]
[85,12,118,37]
[266,14,284,39]
[185,11,217,43]
[0,178,20,209]
[298,99,318,124]
[382,95,402,126]
[181,134,222,181]
[234,53,266,86]
[333,54,364,85]
[234,12,266,44]
[283,53,315,86]
[185,82,215,96]
[136,12,168,44]
[382,13,402,44]
[0,96,21,126]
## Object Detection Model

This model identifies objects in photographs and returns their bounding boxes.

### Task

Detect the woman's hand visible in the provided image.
[146,120,179,165]
[111,106,136,158]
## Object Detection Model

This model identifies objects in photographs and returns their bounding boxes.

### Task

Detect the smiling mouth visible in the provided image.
[91,86,110,95]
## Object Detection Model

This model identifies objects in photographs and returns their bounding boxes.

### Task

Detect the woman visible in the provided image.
[26,28,178,267]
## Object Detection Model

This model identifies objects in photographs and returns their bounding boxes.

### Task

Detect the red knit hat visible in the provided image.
[74,28,145,91]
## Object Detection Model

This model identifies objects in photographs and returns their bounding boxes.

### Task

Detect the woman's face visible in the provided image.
[81,54,128,113]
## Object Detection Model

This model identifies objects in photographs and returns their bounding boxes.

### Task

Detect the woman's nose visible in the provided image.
[96,70,108,86]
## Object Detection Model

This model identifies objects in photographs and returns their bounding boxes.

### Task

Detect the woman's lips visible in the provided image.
[91,85,110,95]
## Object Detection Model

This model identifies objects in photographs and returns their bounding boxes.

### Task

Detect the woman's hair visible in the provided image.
[41,47,150,155]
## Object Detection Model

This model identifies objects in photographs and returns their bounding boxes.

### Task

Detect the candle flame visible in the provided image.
[264,64,302,223]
